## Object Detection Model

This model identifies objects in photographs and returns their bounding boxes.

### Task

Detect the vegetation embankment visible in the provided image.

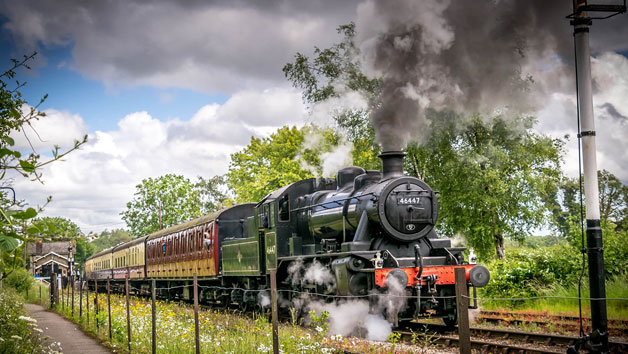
[51,288,437,353]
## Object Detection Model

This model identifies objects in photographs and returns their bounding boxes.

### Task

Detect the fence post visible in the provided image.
[126,274,131,352]
[86,279,90,327]
[71,275,75,318]
[80,278,83,320]
[455,267,471,354]
[270,269,279,354]
[62,281,65,311]
[50,273,57,309]
[152,279,157,354]
[107,278,112,341]
[193,273,200,354]
[95,279,99,330]
[67,277,70,312]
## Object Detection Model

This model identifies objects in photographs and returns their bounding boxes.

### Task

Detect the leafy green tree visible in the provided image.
[28,216,83,240]
[284,24,565,260]
[90,229,132,253]
[283,23,381,170]
[227,125,344,203]
[73,237,94,270]
[121,174,203,236]
[0,53,86,256]
[194,175,233,213]
[407,113,564,259]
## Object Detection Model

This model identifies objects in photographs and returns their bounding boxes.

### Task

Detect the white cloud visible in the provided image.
[11,88,307,233]
[536,52,628,184]
[11,108,88,150]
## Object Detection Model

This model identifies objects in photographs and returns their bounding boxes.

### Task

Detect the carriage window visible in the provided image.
[278,195,290,222]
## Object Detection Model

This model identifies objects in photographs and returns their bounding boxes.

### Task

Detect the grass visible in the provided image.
[49,288,437,354]
[479,273,628,319]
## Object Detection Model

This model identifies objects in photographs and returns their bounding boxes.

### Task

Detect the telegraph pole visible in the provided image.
[568,1,625,353]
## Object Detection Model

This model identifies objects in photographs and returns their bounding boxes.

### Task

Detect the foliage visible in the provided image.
[121,174,204,236]
[28,216,83,240]
[194,175,233,213]
[0,289,47,353]
[548,170,628,241]
[406,113,564,259]
[227,125,345,203]
[90,229,133,253]
[0,53,87,253]
[4,267,33,293]
[74,237,95,269]
[480,244,582,305]
[284,25,565,260]
[283,23,381,170]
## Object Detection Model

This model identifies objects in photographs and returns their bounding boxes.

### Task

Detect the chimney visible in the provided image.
[379,151,406,179]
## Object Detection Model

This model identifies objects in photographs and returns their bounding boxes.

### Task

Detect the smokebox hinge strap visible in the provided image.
[577,131,596,138]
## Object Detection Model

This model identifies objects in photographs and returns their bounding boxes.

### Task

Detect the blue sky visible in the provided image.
[1,1,626,234]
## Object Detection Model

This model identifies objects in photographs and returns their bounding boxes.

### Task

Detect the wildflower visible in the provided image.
[34,328,44,333]
[18,315,37,323]
[315,326,323,333]
[10,335,22,340]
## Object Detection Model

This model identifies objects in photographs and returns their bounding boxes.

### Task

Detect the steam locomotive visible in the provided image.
[85,151,489,326]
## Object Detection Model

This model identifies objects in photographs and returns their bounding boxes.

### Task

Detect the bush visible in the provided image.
[480,244,582,306]
[0,289,46,353]
[4,268,33,293]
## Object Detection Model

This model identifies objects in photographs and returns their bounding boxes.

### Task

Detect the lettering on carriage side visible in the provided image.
[266,245,276,255]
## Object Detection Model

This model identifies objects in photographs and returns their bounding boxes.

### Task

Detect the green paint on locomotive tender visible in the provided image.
[222,237,261,276]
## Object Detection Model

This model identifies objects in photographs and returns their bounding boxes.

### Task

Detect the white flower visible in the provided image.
[34,328,44,333]
[18,316,37,323]
[315,326,323,333]
[10,335,22,340]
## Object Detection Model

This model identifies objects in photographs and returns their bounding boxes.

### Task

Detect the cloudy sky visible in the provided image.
[1,0,626,234]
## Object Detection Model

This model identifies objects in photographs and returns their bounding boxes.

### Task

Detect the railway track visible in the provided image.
[401,323,628,353]
[476,310,628,337]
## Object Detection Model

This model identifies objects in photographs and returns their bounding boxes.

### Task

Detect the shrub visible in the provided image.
[4,268,33,293]
[0,289,46,353]
[480,244,582,306]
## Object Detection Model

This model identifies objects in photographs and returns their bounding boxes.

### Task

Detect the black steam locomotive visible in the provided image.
[86,150,489,326]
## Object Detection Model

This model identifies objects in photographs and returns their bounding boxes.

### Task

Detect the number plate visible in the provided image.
[397,196,421,205]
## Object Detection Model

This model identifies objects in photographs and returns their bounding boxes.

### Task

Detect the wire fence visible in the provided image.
[43,271,628,354]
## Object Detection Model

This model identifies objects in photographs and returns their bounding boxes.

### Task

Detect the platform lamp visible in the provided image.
[566,1,626,353]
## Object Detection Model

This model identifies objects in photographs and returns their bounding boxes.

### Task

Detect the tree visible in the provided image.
[194,175,233,213]
[549,170,628,243]
[121,174,203,236]
[90,229,132,253]
[406,112,564,259]
[227,125,344,203]
[283,23,381,170]
[29,216,83,240]
[0,53,86,255]
[284,24,566,260]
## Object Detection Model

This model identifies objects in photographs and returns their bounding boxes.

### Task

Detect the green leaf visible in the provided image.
[27,226,41,235]
[19,159,36,172]
[0,148,12,157]
[0,235,19,251]
[2,136,15,146]
[13,207,38,220]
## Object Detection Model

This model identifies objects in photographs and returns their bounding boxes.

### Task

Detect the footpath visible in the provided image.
[24,303,112,354]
